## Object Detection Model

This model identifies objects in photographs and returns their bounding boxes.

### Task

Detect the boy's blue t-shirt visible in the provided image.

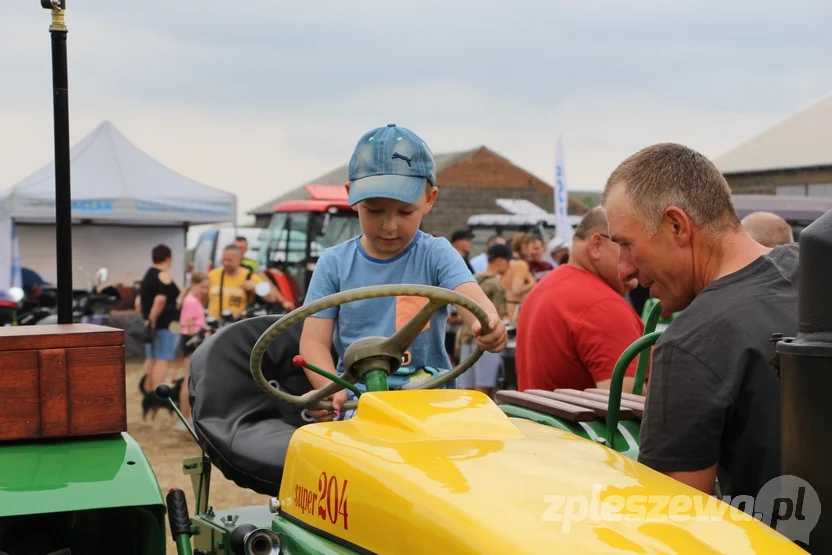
[304,230,476,374]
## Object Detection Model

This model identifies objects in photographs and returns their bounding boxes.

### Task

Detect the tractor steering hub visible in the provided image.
[342,336,405,379]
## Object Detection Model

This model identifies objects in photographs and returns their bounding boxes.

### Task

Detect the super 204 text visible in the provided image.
[295,472,350,530]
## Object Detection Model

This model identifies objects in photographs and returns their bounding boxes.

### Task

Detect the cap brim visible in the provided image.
[348,174,427,206]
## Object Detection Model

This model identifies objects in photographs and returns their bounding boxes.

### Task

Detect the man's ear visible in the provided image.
[588,233,604,261]
[664,206,692,245]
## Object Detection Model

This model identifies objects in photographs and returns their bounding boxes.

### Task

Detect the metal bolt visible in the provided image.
[269,497,280,513]
[222,514,239,526]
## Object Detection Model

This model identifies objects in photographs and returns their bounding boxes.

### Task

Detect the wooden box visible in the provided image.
[0,324,126,442]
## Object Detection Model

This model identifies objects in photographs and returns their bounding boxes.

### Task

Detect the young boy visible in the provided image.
[299,123,508,421]
[455,243,512,397]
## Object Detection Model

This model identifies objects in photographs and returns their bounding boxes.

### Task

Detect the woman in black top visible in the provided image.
[138,244,181,391]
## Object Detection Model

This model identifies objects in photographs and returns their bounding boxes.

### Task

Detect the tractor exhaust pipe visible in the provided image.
[776,209,832,553]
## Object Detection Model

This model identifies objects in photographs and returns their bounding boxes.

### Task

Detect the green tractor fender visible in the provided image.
[0,432,167,554]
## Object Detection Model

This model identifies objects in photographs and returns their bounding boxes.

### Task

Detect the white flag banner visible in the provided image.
[554,135,575,248]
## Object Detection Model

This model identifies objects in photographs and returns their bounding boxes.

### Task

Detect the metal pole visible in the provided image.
[46,1,73,324]
[776,208,832,554]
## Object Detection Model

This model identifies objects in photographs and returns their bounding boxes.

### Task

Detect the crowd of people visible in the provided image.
[437,201,798,408]
[440,226,575,396]
[135,235,292,425]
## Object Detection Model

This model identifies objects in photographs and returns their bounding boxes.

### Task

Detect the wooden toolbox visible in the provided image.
[0,324,126,442]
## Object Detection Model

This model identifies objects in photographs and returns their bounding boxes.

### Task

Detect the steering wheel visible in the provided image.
[249,284,493,412]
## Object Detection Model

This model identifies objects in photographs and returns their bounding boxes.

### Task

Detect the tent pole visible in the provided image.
[44,1,73,324]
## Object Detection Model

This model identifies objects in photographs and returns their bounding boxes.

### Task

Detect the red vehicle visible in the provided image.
[257,184,360,306]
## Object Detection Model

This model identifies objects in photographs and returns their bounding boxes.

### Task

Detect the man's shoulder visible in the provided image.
[659,276,798,368]
[669,244,800,333]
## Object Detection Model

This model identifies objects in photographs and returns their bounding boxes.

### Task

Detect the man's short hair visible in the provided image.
[234,236,248,244]
[450,229,474,243]
[741,211,794,247]
[224,244,242,255]
[487,243,513,262]
[573,206,609,240]
[152,244,172,264]
[603,143,739,234]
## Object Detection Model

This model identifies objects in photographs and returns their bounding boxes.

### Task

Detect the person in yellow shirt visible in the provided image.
[208,245,285,319]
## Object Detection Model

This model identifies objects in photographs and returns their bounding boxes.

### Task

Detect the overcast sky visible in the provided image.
[2,0,830,223]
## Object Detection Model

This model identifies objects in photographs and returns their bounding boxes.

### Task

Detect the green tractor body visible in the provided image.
[0,433,166,554]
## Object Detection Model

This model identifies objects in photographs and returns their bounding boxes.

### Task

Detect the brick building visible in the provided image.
[247,146,589,239]
[714,94,832,198]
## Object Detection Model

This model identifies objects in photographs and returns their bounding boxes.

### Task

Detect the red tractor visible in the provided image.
[257,184,360,307]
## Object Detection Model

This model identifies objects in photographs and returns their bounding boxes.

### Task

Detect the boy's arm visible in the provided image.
[299,316,338,389]
[298,249,341,389]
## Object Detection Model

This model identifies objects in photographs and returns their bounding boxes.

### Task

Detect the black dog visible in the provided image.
[138,374,184,420]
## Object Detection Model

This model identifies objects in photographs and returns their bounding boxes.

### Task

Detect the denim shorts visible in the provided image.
[145,329,179,361]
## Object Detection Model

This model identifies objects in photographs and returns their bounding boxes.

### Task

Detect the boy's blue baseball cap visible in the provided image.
[347,123,436,206]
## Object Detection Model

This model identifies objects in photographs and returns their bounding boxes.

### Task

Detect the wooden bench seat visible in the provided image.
[525,390,637,420]
[586,388,646,404]
[495,391,596,422]
[557,389,644,418]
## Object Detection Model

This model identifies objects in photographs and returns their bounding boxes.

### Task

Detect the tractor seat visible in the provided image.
[526,389,637,420]
[495,390,596,422]
[188,315,320,496]
[560,388,645,417]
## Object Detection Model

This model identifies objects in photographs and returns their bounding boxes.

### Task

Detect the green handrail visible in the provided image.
[634,300,663,395]
[605,330,663,450]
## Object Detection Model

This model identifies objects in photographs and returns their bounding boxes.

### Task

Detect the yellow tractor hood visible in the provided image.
[277,390,805,554]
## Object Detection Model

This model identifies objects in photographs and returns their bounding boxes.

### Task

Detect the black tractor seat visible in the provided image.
[188,315,326,496]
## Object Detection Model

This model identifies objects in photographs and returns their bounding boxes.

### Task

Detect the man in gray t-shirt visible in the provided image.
[602,143,799,500]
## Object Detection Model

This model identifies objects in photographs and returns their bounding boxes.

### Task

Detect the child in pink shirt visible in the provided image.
[177,271,209,421]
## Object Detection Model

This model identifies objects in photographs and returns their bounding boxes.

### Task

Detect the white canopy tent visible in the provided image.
[0,121,237,289]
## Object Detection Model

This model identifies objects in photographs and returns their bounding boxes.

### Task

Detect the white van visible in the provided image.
[190,225,262,274]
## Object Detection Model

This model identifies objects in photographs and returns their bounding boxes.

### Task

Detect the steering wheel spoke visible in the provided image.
[303,380,346,408]
[383,300,442,355]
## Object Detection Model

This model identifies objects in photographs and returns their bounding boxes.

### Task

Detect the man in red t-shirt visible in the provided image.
[515,207,644,392]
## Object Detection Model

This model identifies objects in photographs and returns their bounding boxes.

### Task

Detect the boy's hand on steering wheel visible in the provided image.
[304,388,347,422]
[473,313,507,353]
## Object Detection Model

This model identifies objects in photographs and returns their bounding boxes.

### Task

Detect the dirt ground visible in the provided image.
[125,360,270,553]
